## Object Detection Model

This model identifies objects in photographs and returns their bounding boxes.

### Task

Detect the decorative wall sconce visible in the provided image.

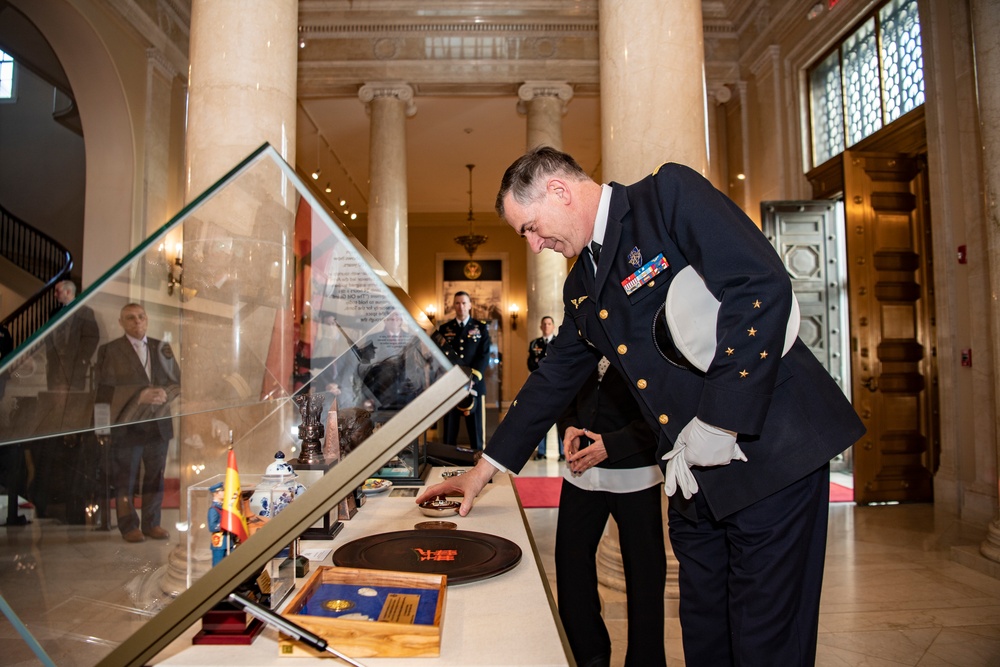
[162,242,183,296]
[426,304,437,324]
[509,303,519,330]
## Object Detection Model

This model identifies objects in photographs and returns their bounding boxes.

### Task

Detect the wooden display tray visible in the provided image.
[278,566,446,658]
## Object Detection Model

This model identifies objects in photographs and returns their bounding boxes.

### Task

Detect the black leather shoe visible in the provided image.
[558,455,565,461]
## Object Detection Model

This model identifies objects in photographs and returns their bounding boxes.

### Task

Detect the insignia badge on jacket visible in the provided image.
[571,296,589,309]
[628,246,642,267]
[621,253,669,295]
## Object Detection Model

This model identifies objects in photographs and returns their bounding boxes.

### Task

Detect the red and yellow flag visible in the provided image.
[221,448,249,542]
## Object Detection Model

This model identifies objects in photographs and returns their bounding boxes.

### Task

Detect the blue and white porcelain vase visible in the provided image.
[248,451,307,518]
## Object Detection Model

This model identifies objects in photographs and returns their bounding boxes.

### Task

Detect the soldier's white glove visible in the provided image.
[662,446,698,499]
[676,416,747,467]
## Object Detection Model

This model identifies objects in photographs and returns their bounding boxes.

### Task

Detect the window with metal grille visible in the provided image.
[808,0,924,167]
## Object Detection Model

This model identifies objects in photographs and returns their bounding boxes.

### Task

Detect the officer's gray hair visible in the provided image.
[495,146,588,220]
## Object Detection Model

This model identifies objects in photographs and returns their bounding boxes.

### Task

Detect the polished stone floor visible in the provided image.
[519,456,1000,667]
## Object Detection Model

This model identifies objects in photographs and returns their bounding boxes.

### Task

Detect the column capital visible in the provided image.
[358,82,417,117]
[146,47,180,81]
[708,83,732,106]
[516,81,574,115]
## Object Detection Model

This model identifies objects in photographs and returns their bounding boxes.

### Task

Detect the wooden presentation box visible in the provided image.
[279,566,447,658]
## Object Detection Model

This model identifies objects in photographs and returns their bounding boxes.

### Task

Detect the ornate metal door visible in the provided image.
[842,151,938,504]
[761,200,851,396]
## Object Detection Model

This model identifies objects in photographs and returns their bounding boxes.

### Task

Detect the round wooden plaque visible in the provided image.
[332,529,522,585]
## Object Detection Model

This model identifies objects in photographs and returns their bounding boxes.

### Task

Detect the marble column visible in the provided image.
[595,0,710,599]
[599,0,709,180]
[969,0,1000,565]
[185,0,298,196]
[168,0,299,595]
[359,82,416,292]
[517,81,571,337]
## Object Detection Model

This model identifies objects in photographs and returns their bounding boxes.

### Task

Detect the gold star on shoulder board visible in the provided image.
[760,350,769,359]
[725,347,735,356]
[753,299,762,308]
[747,327,757,337]
[739,369,749,378]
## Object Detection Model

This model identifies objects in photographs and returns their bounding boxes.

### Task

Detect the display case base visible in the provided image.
[192,608,265,645]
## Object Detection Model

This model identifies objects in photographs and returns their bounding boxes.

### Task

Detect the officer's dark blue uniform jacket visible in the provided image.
[488,162,865,520]
[437,317,491,397]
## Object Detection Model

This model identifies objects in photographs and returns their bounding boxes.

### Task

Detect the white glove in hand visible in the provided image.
[679,416,747,467]
[662,445,698,499]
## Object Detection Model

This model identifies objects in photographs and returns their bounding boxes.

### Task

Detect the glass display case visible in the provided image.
[0,144,471,667]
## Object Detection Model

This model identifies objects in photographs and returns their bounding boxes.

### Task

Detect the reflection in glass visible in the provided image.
[0,145,455,665]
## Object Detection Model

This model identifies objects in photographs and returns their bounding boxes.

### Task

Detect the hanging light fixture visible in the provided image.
[324,182,332,193]
[454,163,488,257]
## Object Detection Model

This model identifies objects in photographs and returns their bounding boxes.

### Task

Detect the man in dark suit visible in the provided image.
[419,146,865,665]
[45,279,100,391]
[556,357,665,667]
[95,303,180,543]
[527,315,562,460]
[32,279,101,520]
[437,291,491,452]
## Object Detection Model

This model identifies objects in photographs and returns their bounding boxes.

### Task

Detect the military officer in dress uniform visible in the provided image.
[437,291,491,452]
[418,147,865,666]
[527,315,562,460]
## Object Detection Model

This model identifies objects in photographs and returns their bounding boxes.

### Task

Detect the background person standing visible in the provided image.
[437,291,491,452]
[527,315,562,460]
[95,303,180,543]
[45,279,100,391]
[556,357,666,667]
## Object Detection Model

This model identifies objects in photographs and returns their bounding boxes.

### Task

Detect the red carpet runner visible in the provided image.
[514,477,855,509]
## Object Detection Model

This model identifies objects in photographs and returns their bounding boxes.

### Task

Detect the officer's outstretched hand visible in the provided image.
[677,416,747,467]
[415,458,497,516]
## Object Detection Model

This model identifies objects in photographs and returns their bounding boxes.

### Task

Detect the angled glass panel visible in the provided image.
[0,144,464,666]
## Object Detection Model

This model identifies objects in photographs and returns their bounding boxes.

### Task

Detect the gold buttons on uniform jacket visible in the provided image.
[617,344,627,355]
[599,309,609,319]
[636,379,647,389]
[658,414,669,424]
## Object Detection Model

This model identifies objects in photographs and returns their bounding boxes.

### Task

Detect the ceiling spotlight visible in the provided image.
[350,213,357,220]
[339,198,347,207]
[324,182,332,193]
[299,38,306,48]
[311,168,321,180]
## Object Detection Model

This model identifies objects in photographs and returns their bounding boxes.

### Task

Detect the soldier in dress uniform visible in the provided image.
[419,147,865,666]
[527,315,562,460]
[436,292,491,452]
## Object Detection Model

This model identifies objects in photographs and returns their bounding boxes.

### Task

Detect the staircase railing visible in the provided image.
[0,203,73,349]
